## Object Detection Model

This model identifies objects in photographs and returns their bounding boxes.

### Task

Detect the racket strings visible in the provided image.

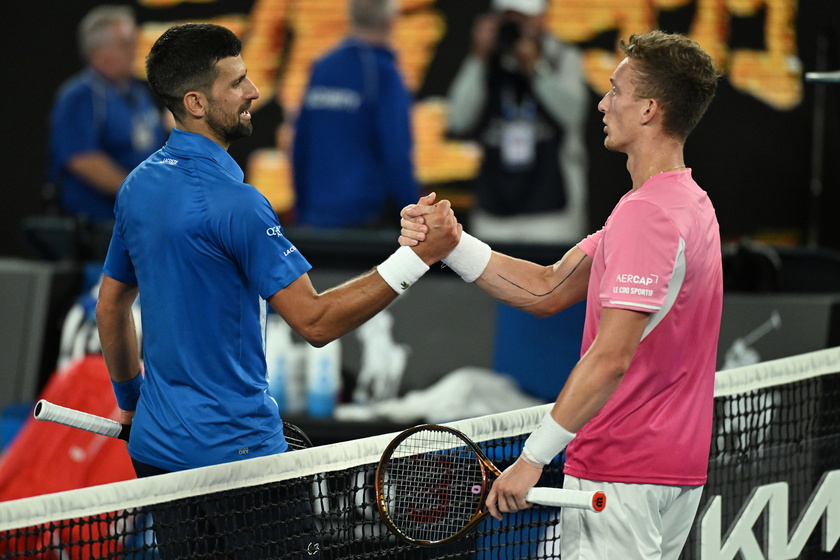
[381,429,485,542]
[283,422,313,451]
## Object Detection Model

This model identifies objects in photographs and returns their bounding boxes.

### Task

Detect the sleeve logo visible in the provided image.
[615,273,658,286]
[613,273,659,297]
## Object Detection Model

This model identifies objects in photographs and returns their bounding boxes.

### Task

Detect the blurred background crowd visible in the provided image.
[2,0,840,259]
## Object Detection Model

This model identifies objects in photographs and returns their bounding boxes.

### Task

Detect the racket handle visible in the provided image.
[33,400,130,441]
[526,487,607,512]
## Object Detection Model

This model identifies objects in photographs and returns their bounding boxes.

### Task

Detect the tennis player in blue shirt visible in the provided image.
[95,22,458,559]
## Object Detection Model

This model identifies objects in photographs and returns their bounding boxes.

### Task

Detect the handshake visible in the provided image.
[398,193,492,284]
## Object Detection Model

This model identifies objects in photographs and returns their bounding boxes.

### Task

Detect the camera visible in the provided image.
[495,19,523,55]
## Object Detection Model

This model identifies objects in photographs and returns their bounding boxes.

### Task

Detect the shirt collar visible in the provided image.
[165,128,245,182]
[342,37,395,59]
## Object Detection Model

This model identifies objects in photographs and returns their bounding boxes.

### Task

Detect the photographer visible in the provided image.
[447,0,588,244]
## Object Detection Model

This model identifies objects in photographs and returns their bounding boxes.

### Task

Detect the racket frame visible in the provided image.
[375,423,500,546]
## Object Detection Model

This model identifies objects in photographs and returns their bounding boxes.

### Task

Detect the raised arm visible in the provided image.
[474,246,590,317]
[270,199,460,347]
[400,197,590,317]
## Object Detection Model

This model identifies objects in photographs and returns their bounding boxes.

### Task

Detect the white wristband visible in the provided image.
[522,413,576,467]
[442,232,491,283]
[377,246,430,295]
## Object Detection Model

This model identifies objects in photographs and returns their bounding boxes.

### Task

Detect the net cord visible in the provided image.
[0,401,550,532]
[714,345,840,397]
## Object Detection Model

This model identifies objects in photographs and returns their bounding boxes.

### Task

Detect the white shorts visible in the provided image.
[541,475,704,560]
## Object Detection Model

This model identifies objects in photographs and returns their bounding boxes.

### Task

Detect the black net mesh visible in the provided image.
[683,369,840,559]
[2,349,839,560]
[0,431,565,560]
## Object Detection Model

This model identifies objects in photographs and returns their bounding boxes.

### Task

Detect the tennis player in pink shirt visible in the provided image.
[401,30,723,560]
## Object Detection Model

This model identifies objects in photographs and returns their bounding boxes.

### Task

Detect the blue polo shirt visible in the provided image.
[292,38,419,227]
[49,69,167,220]
[103,128,311,471]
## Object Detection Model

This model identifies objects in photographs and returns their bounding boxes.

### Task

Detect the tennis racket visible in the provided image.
[375,423,606,546]
[33,399,313,451]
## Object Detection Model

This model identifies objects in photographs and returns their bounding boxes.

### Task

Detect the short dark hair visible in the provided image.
[145,23,242,120]
[619,30,722,141]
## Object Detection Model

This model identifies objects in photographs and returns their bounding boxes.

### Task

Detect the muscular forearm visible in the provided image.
[474,247,590,318]
[275,199,458,344]
[551,351,627,432]
[275,270,400,347]
[67,152,129,195]
[95,277,141,383]
[97,305,141,384]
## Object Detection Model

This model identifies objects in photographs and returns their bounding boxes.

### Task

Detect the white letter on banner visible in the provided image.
[699,470,840,560]
[775,470,840,558]
[699,484,780,560]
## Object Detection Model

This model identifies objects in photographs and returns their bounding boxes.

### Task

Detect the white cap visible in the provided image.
[491,0,546,16]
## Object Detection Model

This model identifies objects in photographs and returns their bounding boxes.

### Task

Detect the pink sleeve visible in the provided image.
[576,228,603,258]
[599,200,680,312]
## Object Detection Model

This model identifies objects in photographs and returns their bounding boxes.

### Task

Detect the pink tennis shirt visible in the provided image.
[563,169,723,486]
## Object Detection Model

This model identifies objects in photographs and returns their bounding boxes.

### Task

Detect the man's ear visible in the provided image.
[640,98,658,125]
[182,91,207,119]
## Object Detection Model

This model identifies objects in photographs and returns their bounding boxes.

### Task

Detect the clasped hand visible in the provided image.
[400,193,461,263]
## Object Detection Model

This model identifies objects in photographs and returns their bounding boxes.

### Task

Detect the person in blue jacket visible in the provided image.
[48,5,167,222]
[95,22,458,559]
[291,0,420,229]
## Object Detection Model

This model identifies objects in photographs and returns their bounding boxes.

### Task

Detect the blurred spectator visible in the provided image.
[47,5,168,223]
[447,0,588,244]
[291,0,420,229]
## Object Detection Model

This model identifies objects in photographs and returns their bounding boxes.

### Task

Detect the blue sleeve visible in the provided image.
[50,86,100,168]
[375,64,420,209]
[217,186,312,299]
[102,212,137,285]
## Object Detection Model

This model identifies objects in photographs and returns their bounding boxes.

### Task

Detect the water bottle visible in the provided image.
[268,357,287,414]
[305,339,342,417]
[266,317,297,414]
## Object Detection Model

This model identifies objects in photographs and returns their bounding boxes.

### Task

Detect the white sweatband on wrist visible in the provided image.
[441,232,491,283]
[522,413,576,467]
[377,245,430,295]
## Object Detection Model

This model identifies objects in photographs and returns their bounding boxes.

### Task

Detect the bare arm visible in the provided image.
[474,246,590,317]
[400,198,590,317]
[269,271,397,347]
[550,307,649,431]
[270,199,460,347]
[67,151,129,195]
[486,307,650,518]
[95,274,142,424]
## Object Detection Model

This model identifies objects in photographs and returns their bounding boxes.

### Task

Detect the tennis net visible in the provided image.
[0,347,839,559]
